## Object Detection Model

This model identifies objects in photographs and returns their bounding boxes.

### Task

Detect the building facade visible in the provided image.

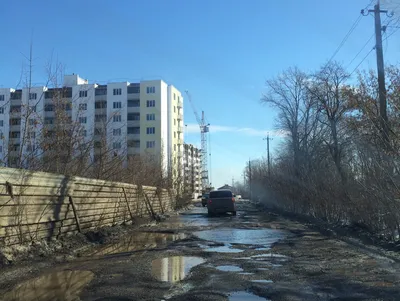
[183,143,202,198]
[0,74,184,177]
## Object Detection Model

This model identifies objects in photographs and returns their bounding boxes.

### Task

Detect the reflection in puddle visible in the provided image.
[2,270,94,301]
[151,256,204,283]
[229,291,269,300]
[87,232,187,257]
[239,272,254,275]
[252,280,273,284]
[203,245,243,253]
[194,228,286,246]
[216,265,244,272]
[251,254,287,261]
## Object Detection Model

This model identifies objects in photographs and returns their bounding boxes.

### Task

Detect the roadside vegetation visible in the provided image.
[246,62,400,243]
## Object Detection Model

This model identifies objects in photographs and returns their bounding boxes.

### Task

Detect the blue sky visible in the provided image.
[0,0,399,188]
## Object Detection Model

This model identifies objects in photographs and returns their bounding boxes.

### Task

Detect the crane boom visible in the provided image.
[185,90,209,191]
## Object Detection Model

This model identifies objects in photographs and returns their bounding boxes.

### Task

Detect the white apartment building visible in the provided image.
[0,74,184,176]
[183,143,202,198]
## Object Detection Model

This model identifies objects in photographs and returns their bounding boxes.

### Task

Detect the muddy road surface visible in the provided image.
[1,200,400,301]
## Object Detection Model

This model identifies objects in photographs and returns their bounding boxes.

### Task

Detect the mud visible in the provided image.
[1,200,400,301]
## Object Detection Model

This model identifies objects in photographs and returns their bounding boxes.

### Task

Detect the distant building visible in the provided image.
[183,143,202,198]
[218,184,235,193]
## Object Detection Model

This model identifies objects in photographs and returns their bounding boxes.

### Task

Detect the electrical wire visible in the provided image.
[326,14,363,66]
[350,46,375,76]
[346,33,375,69]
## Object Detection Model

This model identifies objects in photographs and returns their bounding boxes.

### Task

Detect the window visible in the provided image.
[174,93,176,100]
[146,141,155,148]
[0,107,3,114]
[210,190,233,198]
[127,127,140,134]
[28,119,35,126]
[178,96,180,102]
[79,117,87,124]
[79,90,88,98]
[29,93,37,100]
[146,86,155,94]
[0,120,3,127]
[174,144,176,151]
[174,132,176,138]
[94,141,102,148]
[113,142,121,149]
[95,101,107,109]
[94,128,104,136]
[27,131,35,139]
[128,140,140,147]
[44,104,54,112]
[146,127,155,134]
[127,113,140,121]
[12,144,20,151]
[10,131,20,138]
[79,103,87,110]
[174,119,176,125]
[113,88,122,95]
[113,102,122,109]
[128,99,140,107]
[95,114,107,122]
[0,95,4,101]
[44,117,54,125]
[30,106,36,112]
[146,113,155,121]
[95,88,107,96]
[65,103,72,111]
[113,128,122,136]
[9,118,20,126]
[0,145,2,152]
[80,129,87,137]
[146,100,155,107]
[174,106,176,113]
[27,144,35,152]
[113,114,121,122]
[127,86,140,94]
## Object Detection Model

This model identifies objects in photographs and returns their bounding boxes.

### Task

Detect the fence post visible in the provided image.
[122,187,135,223]
[68,195,82,233]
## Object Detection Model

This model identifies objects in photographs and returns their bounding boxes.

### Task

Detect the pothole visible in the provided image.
[87,232,188,257]
[2,270,94,301]
[194,228,287,246]
[229,291,269,300]
[203,245,244,253]
[151,256,204,283]
[251,280,273,284]
[216,265,244,272]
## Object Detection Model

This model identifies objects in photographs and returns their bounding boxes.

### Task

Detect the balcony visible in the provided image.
[177,126,183,133]
[177,99,183,108]
[177,112,183,121]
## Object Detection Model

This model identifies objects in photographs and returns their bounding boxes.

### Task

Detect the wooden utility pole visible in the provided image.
[263,134,273,175]
[248,158,252,201]
[363,1,390,145]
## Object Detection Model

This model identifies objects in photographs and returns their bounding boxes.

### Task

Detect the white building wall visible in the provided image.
[71,83,96,159]
[0,89,12,164]
[161,82,169,172]
[21,87,46,161]
[106,82,129,158]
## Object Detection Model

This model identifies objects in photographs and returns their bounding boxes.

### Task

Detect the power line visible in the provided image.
[346,33,375,69]
[326,14,363,65]
[350,46,375,76]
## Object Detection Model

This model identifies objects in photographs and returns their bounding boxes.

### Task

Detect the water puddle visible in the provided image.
[216,265,244,272]
[204,245,244,253]
[229,291,269,300]
[87,232,187,257]
[2,270,94,301]
[151,256,204,283]
[251,280,273,284]
[251,254,287,261]
[194,228,286,247]
[239,272,254,275]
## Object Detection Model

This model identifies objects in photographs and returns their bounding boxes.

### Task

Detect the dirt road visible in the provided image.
[1,200,400,301]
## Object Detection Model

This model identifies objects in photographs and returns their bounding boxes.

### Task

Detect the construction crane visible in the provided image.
[184,90,210,191]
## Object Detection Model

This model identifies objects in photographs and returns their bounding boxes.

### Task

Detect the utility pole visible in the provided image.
[362,1,391,146]
[248,159,252,201]
[263,134,273,175]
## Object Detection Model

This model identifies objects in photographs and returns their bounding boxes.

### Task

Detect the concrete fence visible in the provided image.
[0,167,175,246]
